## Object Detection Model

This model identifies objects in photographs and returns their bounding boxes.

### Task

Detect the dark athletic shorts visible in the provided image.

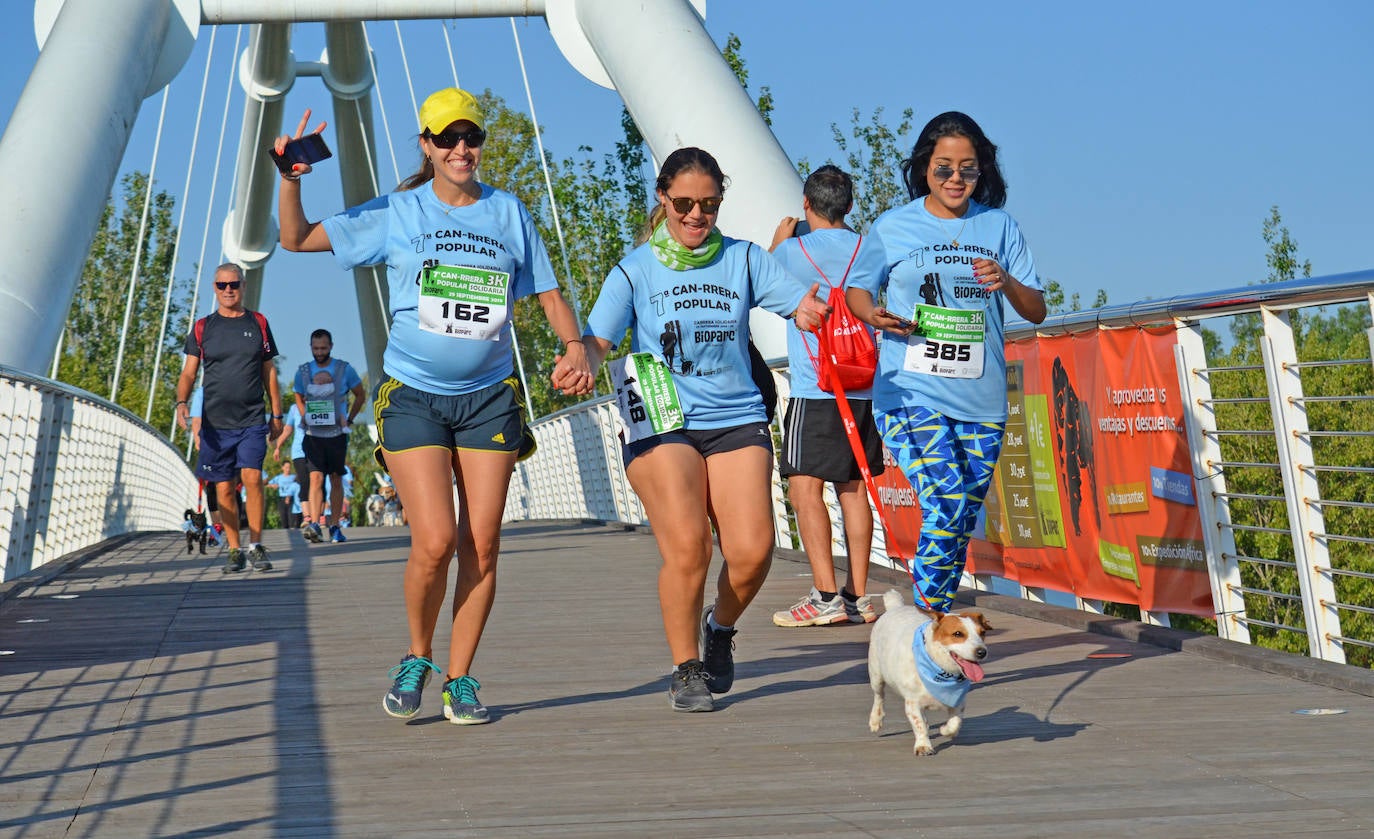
[293,457,312,506]
[303,434,348,475]
[779,397,886,483]
[373,374,535,459]
[196,423,269,483]
[621,421,773,469]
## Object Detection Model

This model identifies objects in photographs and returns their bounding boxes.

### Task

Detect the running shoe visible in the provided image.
[249,545,272,572]
[222,548,246,574]
[442,675,491,725]
[842,591,878,624]
[303,522,323,543]
[700,606,737,694]
[383,654,441,719]
[329,524,346,543]
[668,659,714,712]
[772,587,849,627]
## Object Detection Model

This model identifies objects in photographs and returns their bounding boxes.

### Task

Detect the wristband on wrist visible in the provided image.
[175,400,189,407]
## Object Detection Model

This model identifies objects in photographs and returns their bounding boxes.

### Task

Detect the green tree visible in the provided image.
[1042,280,1109,315]
[55,171,193,436]
[1202,205,1374,666]
[721,34,773,126]
[830,106,914,230]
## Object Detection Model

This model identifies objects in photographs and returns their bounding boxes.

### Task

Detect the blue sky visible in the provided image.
[2,1,1372,379]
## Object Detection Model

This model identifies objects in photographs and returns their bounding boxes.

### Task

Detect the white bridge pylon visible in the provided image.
[0,0,802,381]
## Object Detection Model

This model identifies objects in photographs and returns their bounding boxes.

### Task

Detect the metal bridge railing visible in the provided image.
[0,366,198,584]
[506,270,1374,668]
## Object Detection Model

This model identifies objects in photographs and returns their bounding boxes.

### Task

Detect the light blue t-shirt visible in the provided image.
[292,358,363,437]
[323,181,559,396]
[586,237,809,429]
[268,471,300,513]
[773,228,883,400]
[282,403,306,461]
[854,199,1041,422]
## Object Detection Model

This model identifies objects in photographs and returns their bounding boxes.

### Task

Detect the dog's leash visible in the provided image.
[196,479,206,514]
[816,328,939,613]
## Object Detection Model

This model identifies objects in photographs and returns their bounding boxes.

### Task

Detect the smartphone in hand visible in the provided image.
[269,134,332,175]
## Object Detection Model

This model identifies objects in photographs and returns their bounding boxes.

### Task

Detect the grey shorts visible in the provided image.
[373,374,535,460]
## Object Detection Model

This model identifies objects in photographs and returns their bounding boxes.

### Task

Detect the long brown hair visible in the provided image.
[396,153,434,192]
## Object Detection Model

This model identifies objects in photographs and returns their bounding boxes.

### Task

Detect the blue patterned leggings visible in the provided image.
[876,406,1004,611]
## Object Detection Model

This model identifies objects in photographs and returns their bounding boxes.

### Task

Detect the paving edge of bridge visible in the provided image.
[0,532,146,604]
[12,522,1373,698]
[562,518,1374,698]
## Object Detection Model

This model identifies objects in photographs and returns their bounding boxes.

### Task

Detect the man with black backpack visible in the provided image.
[175,263,284,573]
[769,166,888,626]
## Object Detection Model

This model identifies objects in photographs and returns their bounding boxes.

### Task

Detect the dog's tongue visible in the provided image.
[955,656,985,683]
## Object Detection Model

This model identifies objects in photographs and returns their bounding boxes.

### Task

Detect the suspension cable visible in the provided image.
[174,24,243,444]
[361,23,402,185]
[440,20,461,87]
[509,18,584,326]
[510,18,603,395]
[147,25,218,421]
[392,20,420,124]
[111,85,169,403]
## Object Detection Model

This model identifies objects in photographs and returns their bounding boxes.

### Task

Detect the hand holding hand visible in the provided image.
[551,340,595,396]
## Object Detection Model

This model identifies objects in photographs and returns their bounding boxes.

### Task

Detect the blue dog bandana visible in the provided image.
[913,619,972,707]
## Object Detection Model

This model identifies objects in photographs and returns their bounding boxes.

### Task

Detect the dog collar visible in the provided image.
[914,620,973,707]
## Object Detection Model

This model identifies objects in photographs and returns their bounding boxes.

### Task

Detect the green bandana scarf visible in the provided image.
[650,220,722,270]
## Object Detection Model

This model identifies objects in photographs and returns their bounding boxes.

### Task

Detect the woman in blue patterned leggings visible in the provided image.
[848,112,1047,610]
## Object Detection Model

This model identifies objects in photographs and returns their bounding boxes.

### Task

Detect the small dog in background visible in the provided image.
[184,508,210,554]
[868,589,991,756]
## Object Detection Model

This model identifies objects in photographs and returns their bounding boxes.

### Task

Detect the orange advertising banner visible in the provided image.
[871,326,1214,616]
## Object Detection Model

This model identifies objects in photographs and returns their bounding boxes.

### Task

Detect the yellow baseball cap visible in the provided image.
[419,87,485,135]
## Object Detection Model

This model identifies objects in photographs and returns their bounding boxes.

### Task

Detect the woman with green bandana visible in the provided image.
[577,147,830,712]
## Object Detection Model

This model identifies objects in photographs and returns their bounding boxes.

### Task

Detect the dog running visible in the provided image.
[867,589,991,756]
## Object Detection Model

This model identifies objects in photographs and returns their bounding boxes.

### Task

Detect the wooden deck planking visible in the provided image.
[1,520,1372,838]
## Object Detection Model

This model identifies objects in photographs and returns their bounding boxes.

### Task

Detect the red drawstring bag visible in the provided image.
[799,237,876,393]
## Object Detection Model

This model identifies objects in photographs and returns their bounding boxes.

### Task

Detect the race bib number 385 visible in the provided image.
[419,265,510,341]
[903,304,986,379]
[610,353,685,443]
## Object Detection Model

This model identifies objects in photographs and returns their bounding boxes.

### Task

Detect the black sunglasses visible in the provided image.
[215,280,242,291]
[666,195,723,215]
[932,165,981,182]
[426,127,486,149]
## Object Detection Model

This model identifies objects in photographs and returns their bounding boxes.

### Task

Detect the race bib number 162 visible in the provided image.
[418,265,510,341]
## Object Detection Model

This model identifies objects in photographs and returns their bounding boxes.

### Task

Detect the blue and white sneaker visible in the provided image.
[442,675,491,725]
[329,524,346,543]
[383,654,441,719]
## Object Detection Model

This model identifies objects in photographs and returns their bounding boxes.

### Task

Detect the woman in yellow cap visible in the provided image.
[276,87,592,726]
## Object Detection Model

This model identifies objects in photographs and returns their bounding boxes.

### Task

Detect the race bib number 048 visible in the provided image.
[419,265,511,342]
[304,399,336,426]
[903,304,986,379]
[610,352,685,443]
